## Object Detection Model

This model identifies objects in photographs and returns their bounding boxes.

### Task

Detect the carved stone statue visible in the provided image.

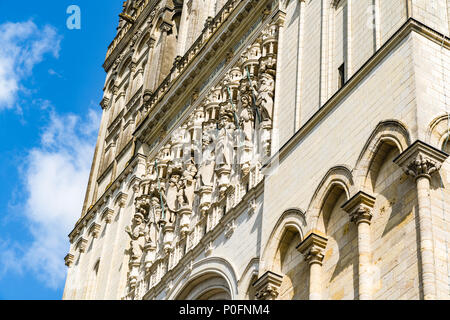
[198,124,216,188]
[215,108,235,170]
[239,79,255,143]
[256,72,275,123]
[125,212,149,262]
[180,159,198,209]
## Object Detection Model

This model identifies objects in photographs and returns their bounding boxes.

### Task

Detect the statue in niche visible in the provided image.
[256,72,275,123]
[215,108,235,170]
[125,212,149,262]
[164,169,180,224]
[197,124,216,189]
[238,79,256,143]
[179,158,198,209]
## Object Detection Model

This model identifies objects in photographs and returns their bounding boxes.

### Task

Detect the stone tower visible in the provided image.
[64,0,450,300]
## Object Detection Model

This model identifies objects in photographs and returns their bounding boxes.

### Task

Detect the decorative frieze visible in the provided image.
[124,16,281,296]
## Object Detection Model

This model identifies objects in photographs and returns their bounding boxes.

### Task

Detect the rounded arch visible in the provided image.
[427,113,450,152]
[134,32,152,58]
[260,208,306,274]
[354,120,410,192]
[119,55,133,79]
[104,73,117,94]
[307,165,354,231]
[168,257,238,300]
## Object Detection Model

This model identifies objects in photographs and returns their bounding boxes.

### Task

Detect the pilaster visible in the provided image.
[297,231,328,300]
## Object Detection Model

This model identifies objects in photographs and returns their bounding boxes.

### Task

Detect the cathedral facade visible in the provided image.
[63,0,450,300]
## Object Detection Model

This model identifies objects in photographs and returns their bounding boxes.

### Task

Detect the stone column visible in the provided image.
[394,140,449,300]
[142,36,156,102]
[297,231,328,300]
[253,271,283,300]
[342,191,376,300]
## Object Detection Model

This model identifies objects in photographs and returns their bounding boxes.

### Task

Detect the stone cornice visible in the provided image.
[262,18,450,172]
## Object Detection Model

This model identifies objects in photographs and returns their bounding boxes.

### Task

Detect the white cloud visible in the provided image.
[0,20,61,110]
[1,107,100,289]
[22,108,100,288]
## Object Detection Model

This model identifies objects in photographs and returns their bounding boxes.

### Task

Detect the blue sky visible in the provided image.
[0,1,124,299]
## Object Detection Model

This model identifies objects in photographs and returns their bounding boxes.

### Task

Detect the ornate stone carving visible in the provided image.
[127,19,281,294]
[297,231,328,266]
[394,140,448,180]
[224,220,236,239]
[89,223,101,239]
[65,254,75,267]
[125,212,149,263]
[253,271,283,300]
[205,242,214,257]
[101,207,114,224]
[76,238,88,253]
[341,191,376,225]
[115,192,128,208]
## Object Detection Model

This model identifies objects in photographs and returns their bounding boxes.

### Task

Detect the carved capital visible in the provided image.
[159,21,173,33]
[297,231,328,266]
[224,220,236,239]
[253,271,283,300]
[76,237,88,253]
[100,97,110,110]
[341,191,376,225]
[394,140,448,181]
[101,207,114,224]
[89,222,102,238]
[64,253,74,267]
[147,36,157,49]
[114,192,128,208]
